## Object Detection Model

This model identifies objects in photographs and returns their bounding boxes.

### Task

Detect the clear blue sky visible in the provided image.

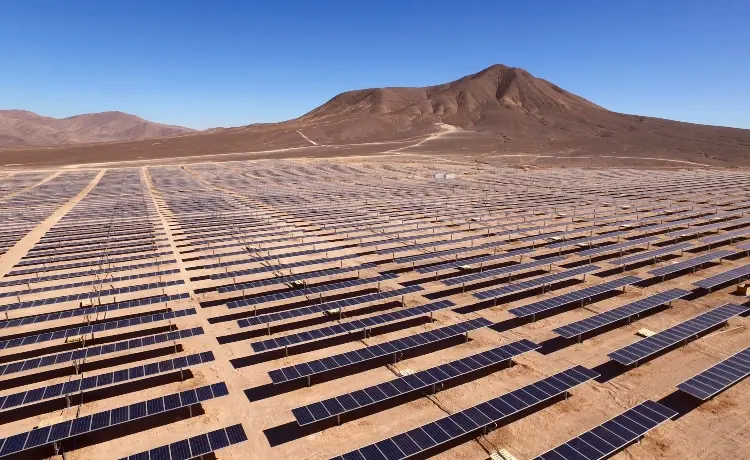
[1,1,748,130]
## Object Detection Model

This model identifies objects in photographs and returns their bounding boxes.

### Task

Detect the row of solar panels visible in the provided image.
[8,250,174,276]
[198,253,360,276]
[0,280,185,312]
[442,256,567,286]
[214,263,375,292]
[24,237,168,259]
[15,243,169,267]
[118,423,247,460]
[0,293,190,330]
[0,259,178,288]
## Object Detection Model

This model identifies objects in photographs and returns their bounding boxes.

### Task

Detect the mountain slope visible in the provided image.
[0,110,194,147]
[2,64,749,166]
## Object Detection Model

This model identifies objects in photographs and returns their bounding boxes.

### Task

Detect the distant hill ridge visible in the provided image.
[0,110,194,148]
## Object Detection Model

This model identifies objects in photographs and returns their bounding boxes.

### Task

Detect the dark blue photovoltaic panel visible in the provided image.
[648,249,735,277]
[414,248,534,274]
[545,230,631,250]
[607,241,694,267]
[227,273,397,307]
[0,293,191,330]
[664,216,750,239]
[251,300,455,352]
[442,256,567,287]
[0,308,196,350]
[693,263,750,290]
[576,236,659,258]
[508,276,642,319]
[0,352,214,412]
[0,383,228,458]
[204,254,360,278]
[7,250,175,276]
[700,226,750,245]
[608,303,750,365]
[552,288,691,339]
[215,263,375,292]
[268,318,494,384]
[677,345,750,400]
[535,400,677,460]
[473,265,599,300]
[237,286,424,327]
[331,366,599,460]
[0,328,204,377]
[292,339,540,425]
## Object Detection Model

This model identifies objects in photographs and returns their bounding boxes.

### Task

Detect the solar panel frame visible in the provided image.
[677,345,750,400]
[607,303,750,366]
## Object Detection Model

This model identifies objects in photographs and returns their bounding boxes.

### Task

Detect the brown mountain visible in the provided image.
[3,64,749,166]
[0,110,194,148]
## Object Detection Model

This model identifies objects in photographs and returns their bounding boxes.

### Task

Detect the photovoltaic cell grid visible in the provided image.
[251,300,455,352]
[0,327,204,377]
[576,236,659,258]
[0,352,215,412]
[535,400,678,460]
[118,423,248,460]
[507,276,642,319]
[292,339,540,425]
[442,256,567,287]
[648,249,736,277]
[331,366,600,460]
[215,263,375,292]
[0,308,196,350]
[473,265,600,300]
[607,303,750,366]
[268,318,493,384]
[237,285,424,327]
[608,242,694,266]
[0,293,191,330]
[552,288,691,339]
[699,226,750,245]
[0,383,229,458]
[545,230,631,249]
[227,273,397,307]
[414,248,534,274]
[693,263,750,290]
[203,253,360,277]
[677,345,750,400]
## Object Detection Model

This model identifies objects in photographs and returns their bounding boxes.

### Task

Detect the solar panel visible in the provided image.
[647,249,735,277]
[693,263,750,290]
[608,303,750,366]
[0,327,204,377]
[331,365,600,460]
[545,230,631,250]
[292,339,540,425]
[699,226,750,245]
[442,256,567,287]
[473,265,600,301]
[118,423,247,460]
[0,382,229,458]
[251,300,455,353]
[200,253,359,276]
[268,318,493,384]
[414,248,534,274]
[664,216,750,239]
[677,345,750,400]
[214,263,375,291]
[0,293,191,330]
[0,308,196,350]
[227,273,397,307]
[508,276,642,320]
[576,236,659,258]
[552,288,691,339]
[534,400,677,460]
[0,352,215,412]
[237,285,424,327]
[608,241,694,267]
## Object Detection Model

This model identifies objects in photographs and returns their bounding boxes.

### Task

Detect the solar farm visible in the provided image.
[0,161,749,460]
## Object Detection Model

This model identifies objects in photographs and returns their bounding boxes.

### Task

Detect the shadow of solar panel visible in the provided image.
[292,339,540,425]
[508,275,642,319]
[473,265,600,301]
[535,400,677,460]
[693,263,750,290]
[552,288,691,339]
[268,318,494,384]
[251,300,456,353]
[0,327,204,377]
[443,256,567,287]
[608,303,750,366]
[0,382,228,458]
[677,345,750,400]
[332,366,599,460]
[237,285,424,327]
